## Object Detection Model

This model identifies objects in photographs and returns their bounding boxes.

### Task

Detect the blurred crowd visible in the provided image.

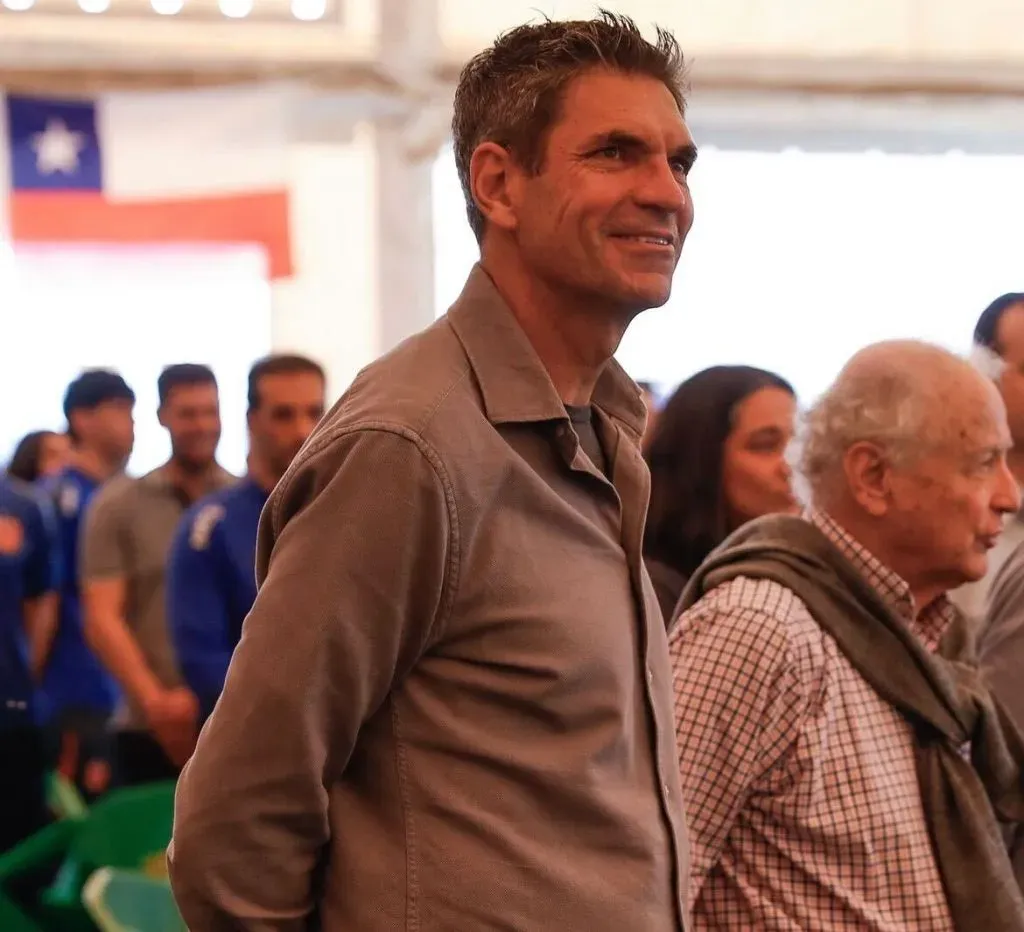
[1,355,325,851]
[2,7,1024,925]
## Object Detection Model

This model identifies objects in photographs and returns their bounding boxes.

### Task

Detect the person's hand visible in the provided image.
[143,687,200,767]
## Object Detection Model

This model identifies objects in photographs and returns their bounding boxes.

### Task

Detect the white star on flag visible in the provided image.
[30,118,88,176]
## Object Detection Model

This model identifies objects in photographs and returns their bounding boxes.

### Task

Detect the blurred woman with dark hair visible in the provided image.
[7,430,70,484]
[644,365,799,624]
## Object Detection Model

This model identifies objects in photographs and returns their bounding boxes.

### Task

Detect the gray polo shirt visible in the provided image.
[81,464,235,729]
[169,264,691,932]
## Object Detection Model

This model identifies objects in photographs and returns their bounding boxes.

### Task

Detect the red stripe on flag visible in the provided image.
[10,189,292,279]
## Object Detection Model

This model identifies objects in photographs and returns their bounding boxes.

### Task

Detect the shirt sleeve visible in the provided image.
[670,579,816,904]
[167,426,456,932]
[167,506,234,716]
[79,481,130,582]
[22,494,60,598]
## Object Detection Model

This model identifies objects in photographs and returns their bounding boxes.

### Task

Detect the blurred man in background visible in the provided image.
[638,379,661,453]
[81,364,234,786]
[168,354,325,722]
[0,472,60,851]
[43,370,135,798]
[953,292,1024,625]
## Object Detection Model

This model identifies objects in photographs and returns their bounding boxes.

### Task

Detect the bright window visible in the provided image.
[433,145,1024,403]
[1,245,271,475]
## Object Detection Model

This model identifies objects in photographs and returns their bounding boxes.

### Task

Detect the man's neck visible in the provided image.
[246,456,280,495]
[69,447,120,483]
[819,498,946,614]
[480,255,629,406]
[165,457,219,504]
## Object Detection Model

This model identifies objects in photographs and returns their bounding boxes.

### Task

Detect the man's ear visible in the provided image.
[469,142,521,234]
[843,440,892,517]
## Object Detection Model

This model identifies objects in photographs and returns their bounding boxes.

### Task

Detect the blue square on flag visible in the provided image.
[6,95,103,192]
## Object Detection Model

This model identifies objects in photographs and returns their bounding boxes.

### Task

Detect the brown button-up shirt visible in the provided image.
[169,265,691,932]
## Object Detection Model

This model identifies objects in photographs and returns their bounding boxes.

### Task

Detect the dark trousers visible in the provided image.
[48,707,113,802]
[112,731,180,787]
[0,727,49,853]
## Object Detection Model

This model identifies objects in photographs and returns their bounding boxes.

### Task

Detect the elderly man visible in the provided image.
[169,11,695,932]
[671,340,1024,931]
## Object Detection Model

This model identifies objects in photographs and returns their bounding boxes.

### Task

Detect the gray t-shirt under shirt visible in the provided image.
[565,404,608,477]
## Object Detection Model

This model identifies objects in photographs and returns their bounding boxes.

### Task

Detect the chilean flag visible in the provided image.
[4,90,292,279]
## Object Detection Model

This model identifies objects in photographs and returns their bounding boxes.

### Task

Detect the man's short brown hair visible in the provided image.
[451,9,688,244]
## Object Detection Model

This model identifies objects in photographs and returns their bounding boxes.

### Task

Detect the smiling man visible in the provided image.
[170,11,696,932]
[81,364,235,787]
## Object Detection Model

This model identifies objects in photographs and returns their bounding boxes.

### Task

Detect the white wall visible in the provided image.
[271,125,380,403]
[438,0,1024,62]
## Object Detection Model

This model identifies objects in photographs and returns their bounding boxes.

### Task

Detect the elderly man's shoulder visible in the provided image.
[674,574,826,668]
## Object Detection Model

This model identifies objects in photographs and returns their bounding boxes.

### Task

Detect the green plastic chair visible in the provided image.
[0,818,80,930]
[0,888,46,932]
[82,868,186,932]
[40,782,176,932]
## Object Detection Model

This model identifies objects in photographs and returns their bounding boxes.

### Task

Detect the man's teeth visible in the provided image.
[624,235,671,245]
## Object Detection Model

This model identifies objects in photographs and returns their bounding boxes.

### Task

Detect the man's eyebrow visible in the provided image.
[580,131,699,168]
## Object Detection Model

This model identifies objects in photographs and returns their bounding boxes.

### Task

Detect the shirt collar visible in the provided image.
[445,264,647,439]
[807,508,956,653]
[143,463,235,501]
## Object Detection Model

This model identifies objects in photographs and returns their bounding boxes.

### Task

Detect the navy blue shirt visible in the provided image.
[0,476,60,729]
[41,467,119,717]
[167,478,268,717]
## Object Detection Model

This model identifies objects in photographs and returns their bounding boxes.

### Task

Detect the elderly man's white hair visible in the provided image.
[797,339,991,500]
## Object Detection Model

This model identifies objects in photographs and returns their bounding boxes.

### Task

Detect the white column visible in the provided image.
[375,0,442,351]
[270,124,379,403]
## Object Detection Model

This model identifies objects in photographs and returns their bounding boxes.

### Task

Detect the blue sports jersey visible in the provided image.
[0,476,60,729]
[40,466,119,717]
[167,477,269,717]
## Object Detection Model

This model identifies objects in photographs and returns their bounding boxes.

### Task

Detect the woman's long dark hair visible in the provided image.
[643,365,795,580]
[7,430,55,484]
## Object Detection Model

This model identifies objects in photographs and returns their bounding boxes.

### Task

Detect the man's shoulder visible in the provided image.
[181,481,260,542]
[46,468,97,519]
[85,473,139,519]
[320,316,475,442]
[677,575,824,662]
[94,472,137,500]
